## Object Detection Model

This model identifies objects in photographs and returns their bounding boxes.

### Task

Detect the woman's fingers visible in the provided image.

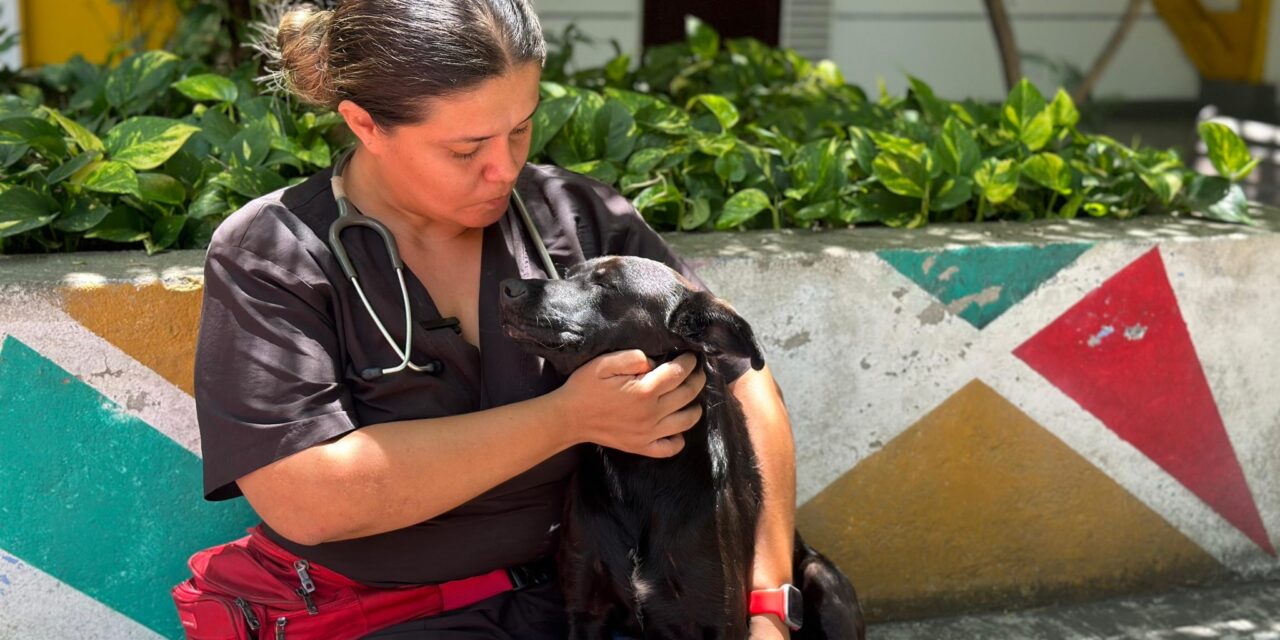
[656,363,705,417]
[659,402,702,438]
[637,434,686,458]
[563,349,707,457]
[641,351,700,396]
[591,349,654,378]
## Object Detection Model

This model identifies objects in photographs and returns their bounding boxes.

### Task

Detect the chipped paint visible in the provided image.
[1089,325,1117,347]
[1125,324,1148,341]
[781,330,811,349]
[945,285,1002,315]
[922,255,938,275]
[879,243,1092,329]
[917,302,948,326]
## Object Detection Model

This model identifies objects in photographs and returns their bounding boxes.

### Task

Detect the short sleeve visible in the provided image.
[580,180,755,382]
[195,229,356,501]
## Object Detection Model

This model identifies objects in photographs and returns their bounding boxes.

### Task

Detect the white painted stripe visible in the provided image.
[0,287,201,457]
[1164,236,1280,573]
[0,547,164,640]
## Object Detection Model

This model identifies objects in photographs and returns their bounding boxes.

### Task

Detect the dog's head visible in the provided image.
[498,256,765,375]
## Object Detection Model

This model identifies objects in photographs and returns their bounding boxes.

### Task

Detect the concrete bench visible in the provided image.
[1,213,1278,636]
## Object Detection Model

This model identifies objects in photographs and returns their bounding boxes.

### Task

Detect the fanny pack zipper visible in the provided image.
[275,616,287,640]
[294,559,319,615]
[233,597,260,631]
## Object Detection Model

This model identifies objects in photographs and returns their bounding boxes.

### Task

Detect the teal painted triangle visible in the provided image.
[0,336,257,639]
[878,243,1092,329]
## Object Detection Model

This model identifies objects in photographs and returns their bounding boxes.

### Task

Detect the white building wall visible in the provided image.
[1262,0,1280,96]
[532,0,1211,104]
[829,0,1198,102]
[533,0,642,71]
[0,0,20,69]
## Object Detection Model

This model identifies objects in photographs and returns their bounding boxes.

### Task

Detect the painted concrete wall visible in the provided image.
[1,216,1279,637]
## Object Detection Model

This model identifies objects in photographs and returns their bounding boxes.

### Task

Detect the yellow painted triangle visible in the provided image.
[61,283,202,396]
[799,380,1227,622]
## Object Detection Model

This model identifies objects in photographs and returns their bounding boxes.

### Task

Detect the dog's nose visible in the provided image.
[502,279,529,299]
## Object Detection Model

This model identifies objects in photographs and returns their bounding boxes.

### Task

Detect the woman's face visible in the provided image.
[357,62,542,231]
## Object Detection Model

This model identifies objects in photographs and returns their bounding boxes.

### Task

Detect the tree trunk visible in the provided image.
[1072,0,1145,103]
[983,0,1022,91]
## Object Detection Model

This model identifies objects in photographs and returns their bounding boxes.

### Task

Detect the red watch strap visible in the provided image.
[748,588,788,618]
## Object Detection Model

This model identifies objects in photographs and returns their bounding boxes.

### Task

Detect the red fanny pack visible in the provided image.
[172,526,553,640]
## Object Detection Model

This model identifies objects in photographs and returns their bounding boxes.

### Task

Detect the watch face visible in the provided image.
[785,584,804,629]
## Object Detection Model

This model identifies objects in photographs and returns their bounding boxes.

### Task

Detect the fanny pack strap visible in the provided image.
[246,525,555,614]
[437,555,555,610]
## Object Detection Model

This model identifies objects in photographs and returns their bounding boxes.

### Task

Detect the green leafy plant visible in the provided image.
[0,50,346,253]
[0,15,1262,253]
[528,16,1261,231]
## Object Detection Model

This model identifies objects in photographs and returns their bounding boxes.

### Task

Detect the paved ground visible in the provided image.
[870,581,1280,639]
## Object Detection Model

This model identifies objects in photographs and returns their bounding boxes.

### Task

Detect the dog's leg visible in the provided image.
[567,612,614,640]
[562,537,627,640]
[791,531,866,640]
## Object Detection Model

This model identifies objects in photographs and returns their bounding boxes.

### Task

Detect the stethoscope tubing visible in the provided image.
[328,147,557,379]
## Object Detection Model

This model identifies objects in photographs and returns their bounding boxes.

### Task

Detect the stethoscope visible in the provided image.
[328,147,560,380]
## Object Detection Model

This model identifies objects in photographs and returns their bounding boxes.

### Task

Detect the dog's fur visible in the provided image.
[498,256,865,640]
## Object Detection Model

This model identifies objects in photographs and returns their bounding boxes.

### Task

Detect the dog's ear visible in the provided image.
[669,290,765,370]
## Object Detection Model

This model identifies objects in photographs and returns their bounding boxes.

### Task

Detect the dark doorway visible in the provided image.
[642,1,782,49]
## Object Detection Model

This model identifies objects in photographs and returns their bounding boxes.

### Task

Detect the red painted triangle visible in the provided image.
[1014,247,1273,555]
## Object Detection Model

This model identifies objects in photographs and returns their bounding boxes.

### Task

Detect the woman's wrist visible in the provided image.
[537,387,584,452]
[751,563,793,591]
[749,613,790,638]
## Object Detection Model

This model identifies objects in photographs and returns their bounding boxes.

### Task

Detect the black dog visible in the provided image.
[499,256,865,639]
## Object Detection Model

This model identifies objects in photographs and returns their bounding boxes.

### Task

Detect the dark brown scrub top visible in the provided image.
[195,162,747,587]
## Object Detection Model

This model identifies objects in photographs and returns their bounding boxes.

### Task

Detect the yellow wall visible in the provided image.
[22,0,178,66]
[1154,0,1273,82]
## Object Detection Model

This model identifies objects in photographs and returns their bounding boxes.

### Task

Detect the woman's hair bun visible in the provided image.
[274,5,337,107]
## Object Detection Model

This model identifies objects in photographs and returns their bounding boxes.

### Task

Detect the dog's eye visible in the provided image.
[591,278,618,292]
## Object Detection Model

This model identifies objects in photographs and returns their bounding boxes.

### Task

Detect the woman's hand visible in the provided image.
[552,350,705,458]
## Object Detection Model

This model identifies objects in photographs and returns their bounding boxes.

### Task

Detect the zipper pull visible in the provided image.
[275,616,287,640]
[234,597,260,631]
[293,559,316,594]
[293,559,319,615]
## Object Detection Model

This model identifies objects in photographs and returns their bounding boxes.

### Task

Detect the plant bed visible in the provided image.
[0,18,1263,255]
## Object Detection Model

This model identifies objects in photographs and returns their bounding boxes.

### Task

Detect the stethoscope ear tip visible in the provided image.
[361,368,384,381]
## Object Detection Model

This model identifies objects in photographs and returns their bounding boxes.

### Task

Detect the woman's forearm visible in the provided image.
[237,350,705,546]
[238,391,573,545]
[731,366,798,590]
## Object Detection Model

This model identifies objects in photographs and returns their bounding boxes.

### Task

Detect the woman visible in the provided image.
[194,1,798,637]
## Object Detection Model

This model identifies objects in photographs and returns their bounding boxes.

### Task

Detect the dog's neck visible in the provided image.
[645,349,685,366]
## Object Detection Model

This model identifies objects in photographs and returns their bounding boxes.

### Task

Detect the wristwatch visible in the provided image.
[748,584,803,631]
